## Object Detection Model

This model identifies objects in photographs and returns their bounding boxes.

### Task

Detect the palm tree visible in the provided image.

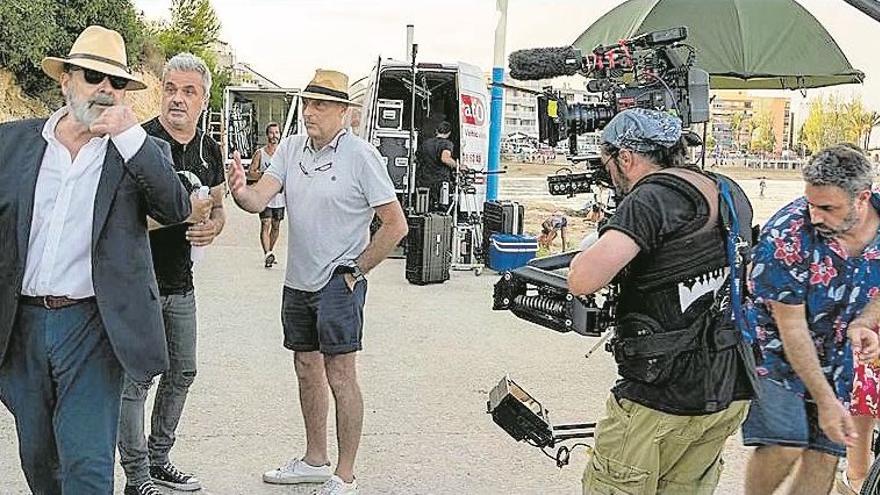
[730,112,753,153]
[866,112,880,150]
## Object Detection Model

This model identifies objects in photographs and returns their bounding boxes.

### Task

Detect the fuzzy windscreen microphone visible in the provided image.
[508,46,583,81]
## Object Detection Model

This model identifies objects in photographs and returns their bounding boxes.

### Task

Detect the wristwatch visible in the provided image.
[351,263,366,282]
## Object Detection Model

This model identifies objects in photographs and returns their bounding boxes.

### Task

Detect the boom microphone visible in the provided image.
[508,46,584,81]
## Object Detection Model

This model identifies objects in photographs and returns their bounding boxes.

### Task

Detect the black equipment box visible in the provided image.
[377,99,404,130]
[484,200,524,235]
[374,130,413,192]
[406,214,452,285]
[487,375,554,447]
[547,171,595,197]
[483,200,525,255]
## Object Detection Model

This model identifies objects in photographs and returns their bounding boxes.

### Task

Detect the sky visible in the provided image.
[133,0,880,116]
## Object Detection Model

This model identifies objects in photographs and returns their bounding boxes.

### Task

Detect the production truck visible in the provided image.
[349,58,490,210]
[350,57,491,271]
[221,85,300,169]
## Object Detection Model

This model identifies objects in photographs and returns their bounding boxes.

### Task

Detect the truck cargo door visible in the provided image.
[282,92,299,137]
[457,62,490,211]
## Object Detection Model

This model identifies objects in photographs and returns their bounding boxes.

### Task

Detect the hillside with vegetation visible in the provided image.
[0,0,228,121]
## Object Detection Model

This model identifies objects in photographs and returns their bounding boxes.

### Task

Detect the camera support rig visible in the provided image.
[492,251,616,336]
[489,253,617,467]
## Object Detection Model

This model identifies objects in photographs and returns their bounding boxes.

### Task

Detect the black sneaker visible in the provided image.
[265,252,276,268]
[149,462,202,491]
[124,481,162,495]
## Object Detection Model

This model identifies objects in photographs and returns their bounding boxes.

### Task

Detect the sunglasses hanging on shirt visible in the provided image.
[298,134,343,177]
[298,161,333,177]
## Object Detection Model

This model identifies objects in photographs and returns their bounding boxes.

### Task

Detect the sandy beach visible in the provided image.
[499,160,805,253]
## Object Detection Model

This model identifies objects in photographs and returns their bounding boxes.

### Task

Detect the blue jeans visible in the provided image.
[0,301,123,495]
[118,291,197,485]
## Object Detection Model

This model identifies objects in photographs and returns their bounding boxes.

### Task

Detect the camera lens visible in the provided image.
[569,104,616,134]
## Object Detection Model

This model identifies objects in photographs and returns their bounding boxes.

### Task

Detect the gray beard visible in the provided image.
[613,175,631,198]
[67,93,113,127]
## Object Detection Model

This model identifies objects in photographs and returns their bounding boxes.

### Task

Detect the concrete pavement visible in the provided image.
[0,200,754,494]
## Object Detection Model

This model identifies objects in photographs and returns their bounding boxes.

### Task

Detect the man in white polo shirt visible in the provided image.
[228,69,407,495]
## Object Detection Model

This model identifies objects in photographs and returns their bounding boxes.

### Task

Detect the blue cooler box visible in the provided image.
[489,233,538,271]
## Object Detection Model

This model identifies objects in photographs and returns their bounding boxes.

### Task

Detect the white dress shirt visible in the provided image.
[21,107,147,298]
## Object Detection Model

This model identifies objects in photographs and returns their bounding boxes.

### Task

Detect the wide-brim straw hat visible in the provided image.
[300,69,360,106]
[41,25,146,91]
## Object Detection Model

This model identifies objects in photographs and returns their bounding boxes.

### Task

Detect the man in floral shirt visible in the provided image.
[744,144,880,494]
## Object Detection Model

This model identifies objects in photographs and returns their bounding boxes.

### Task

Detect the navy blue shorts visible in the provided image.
[259,207,285,221]
[741,376,846,457]
[281,273,367,355]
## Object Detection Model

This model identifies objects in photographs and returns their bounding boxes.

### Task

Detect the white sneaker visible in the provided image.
[313,475,358,495]
[262,458,332,485]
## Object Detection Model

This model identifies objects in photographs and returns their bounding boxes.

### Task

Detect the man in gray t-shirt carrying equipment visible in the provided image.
[228,69,407,495]
[247,122,286,268]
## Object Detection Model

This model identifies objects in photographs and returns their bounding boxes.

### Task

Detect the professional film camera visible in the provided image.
[509,26,709,153]
[510,26,709,198]
[487,27,710,465]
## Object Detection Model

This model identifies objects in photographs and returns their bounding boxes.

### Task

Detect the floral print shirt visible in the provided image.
[749,194,880,403]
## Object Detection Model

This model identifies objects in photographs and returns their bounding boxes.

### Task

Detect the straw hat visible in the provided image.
[41,25,146,91]
[300,69,359,106]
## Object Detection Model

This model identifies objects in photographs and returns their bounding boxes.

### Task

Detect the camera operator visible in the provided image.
[567,108,756,494]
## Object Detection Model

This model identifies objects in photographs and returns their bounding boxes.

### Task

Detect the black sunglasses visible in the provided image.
[70,67,129,90]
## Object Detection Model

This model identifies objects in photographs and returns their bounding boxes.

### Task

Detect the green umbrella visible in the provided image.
[571,0,865,89]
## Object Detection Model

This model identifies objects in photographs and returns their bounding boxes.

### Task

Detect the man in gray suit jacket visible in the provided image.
[0,26,197,494]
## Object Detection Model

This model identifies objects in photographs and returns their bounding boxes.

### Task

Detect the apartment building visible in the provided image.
[710,90,792,155]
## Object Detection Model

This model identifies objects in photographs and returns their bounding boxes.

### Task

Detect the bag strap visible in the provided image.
[717,178,754,344]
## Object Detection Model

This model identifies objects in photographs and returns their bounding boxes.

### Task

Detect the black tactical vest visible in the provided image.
[609,168,756,415]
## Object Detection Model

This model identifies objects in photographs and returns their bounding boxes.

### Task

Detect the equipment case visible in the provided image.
[483,200,525,256]
[406,214,452,285]
[373,130,415,192]
[376,99,404,130]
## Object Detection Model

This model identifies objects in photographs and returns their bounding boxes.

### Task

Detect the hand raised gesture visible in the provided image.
[227,150,247,199]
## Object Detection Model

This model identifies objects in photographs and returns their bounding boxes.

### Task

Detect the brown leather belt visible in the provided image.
[20,295,96,310]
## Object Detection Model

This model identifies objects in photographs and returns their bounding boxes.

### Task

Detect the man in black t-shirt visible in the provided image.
[416,121,458,212]
[567,109,756,494]
[143,116,225,293]
[117,53,225,495]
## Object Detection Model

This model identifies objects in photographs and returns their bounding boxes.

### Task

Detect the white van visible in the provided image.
[350,59,490,212]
